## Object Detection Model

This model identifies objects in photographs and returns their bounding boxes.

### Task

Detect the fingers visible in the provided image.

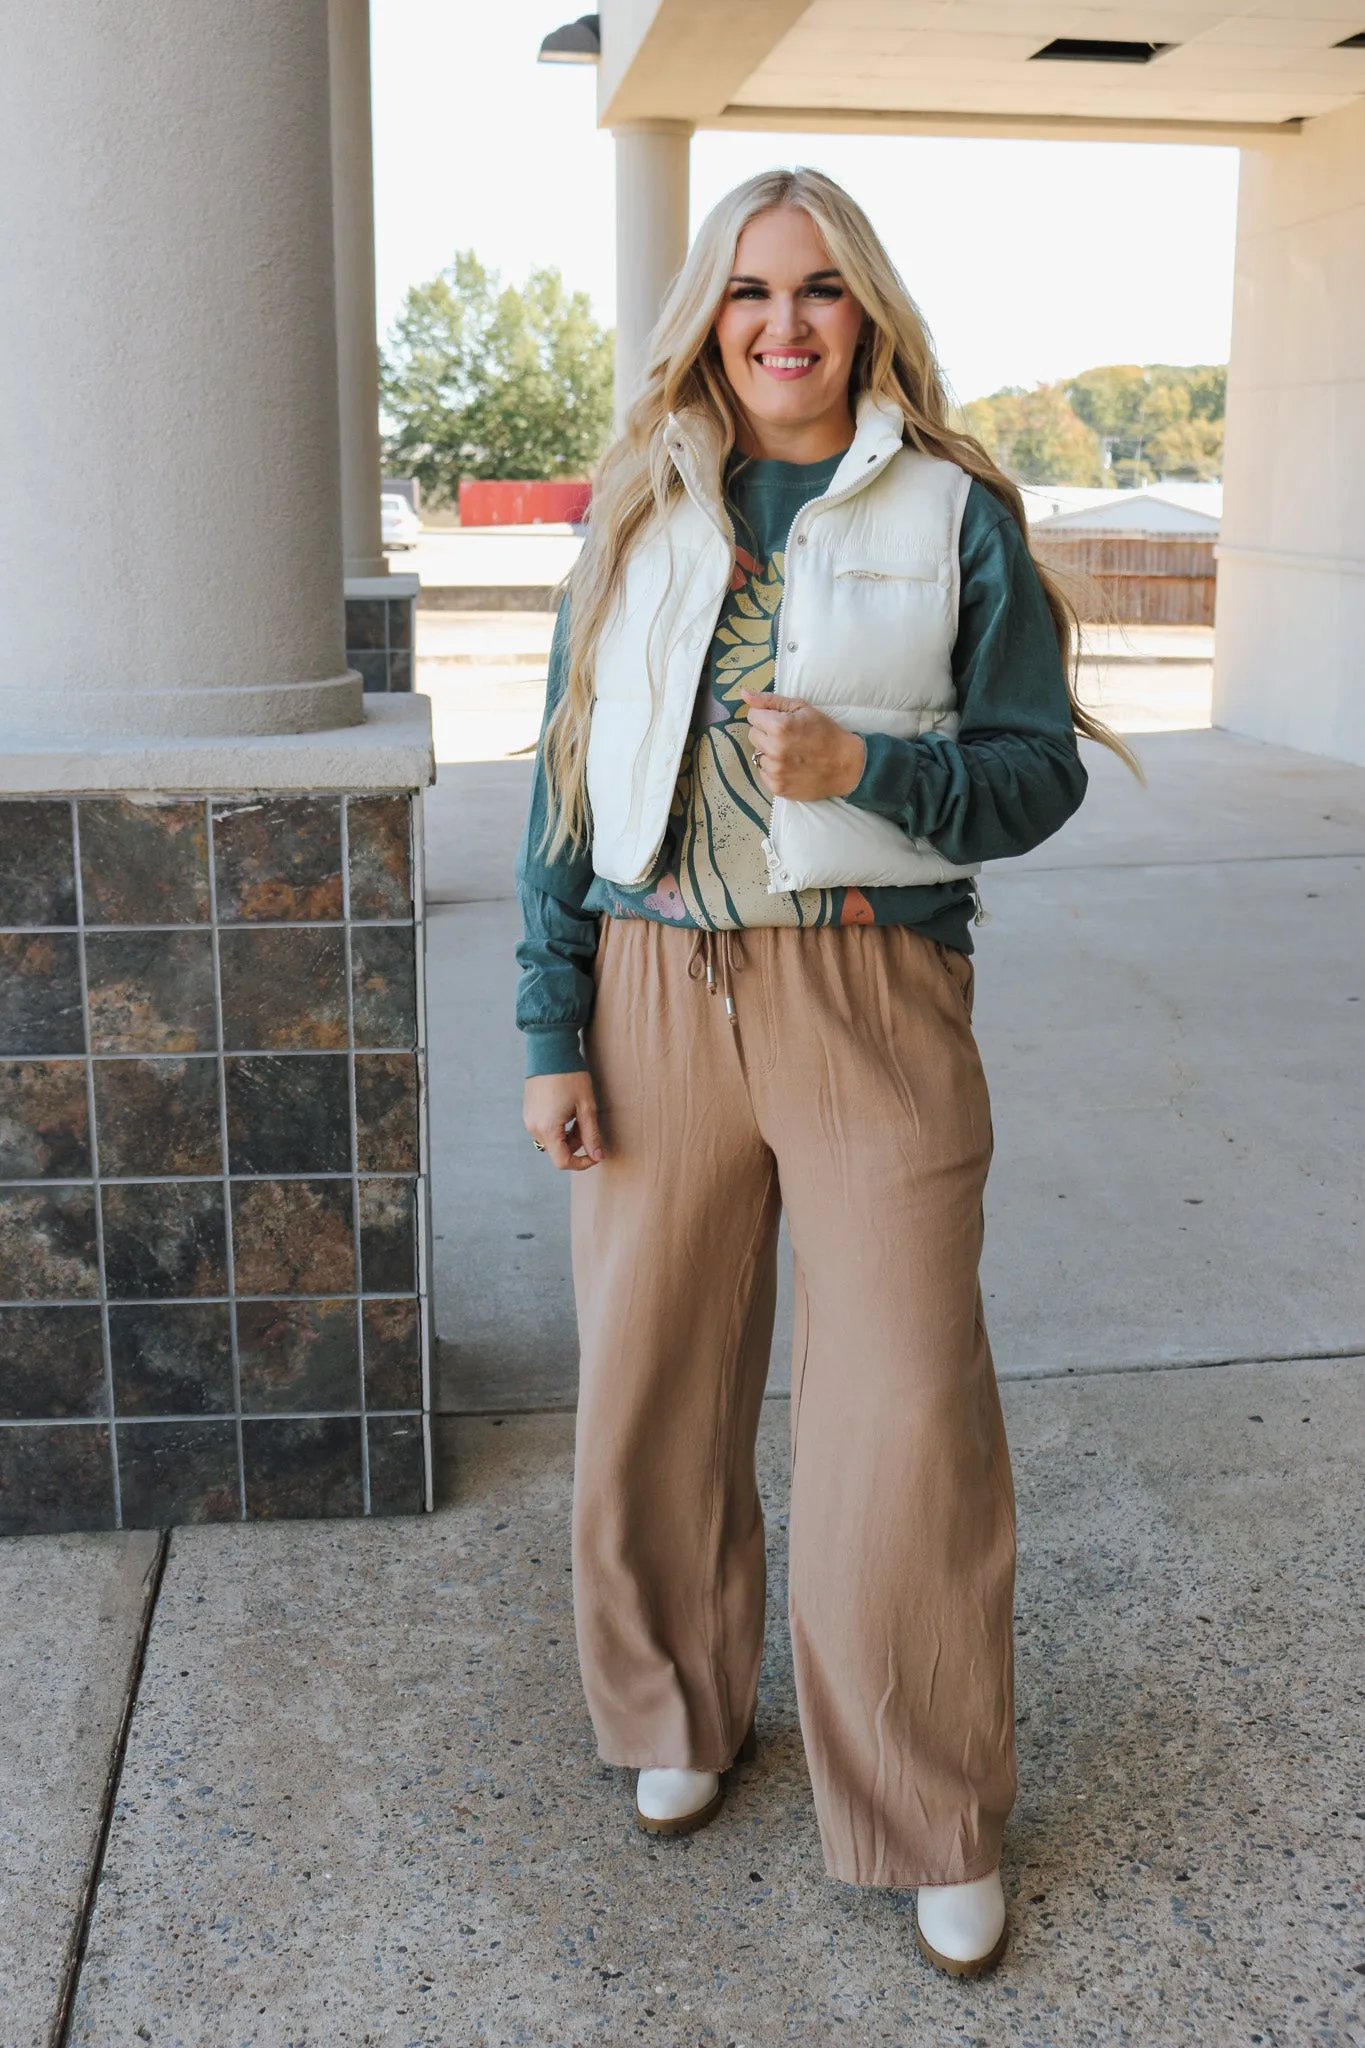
[747,710,799,788]
[743,705,800,741]
[533,1115,595,1171]
[574,1089,605,1164]
[744,699,861,802]
[524,1071,602,1173]
[545,1124,582,1171]
[739,689,807,713]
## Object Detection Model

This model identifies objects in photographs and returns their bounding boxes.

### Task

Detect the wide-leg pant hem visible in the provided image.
[823,1839,1006,1892]
[594,1725,754,1774]
[596,1750,737,1773]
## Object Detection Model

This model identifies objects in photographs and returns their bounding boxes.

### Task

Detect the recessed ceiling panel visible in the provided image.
[732,0,1365,123]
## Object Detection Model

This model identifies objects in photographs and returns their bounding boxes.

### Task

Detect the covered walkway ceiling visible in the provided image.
[598,0,1365,144]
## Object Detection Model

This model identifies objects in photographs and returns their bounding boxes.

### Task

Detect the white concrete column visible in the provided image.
[0,0,359,746]
[612,121,693,428]
[1214,108,1365,764]
[330,0,388,582]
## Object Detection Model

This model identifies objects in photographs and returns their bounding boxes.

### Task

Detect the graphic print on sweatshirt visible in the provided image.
[609,524,875,937]
[635,542,865,931]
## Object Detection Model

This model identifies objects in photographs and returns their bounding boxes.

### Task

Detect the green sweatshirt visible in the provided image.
[515,459,1087,1078]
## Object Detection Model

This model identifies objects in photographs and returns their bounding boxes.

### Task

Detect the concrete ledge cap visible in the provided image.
[0,694,435,793]
[346,574,421,599]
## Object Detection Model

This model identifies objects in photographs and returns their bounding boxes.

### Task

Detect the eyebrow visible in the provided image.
[727,268,844,285]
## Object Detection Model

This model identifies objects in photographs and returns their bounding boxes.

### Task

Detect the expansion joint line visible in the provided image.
[51,1529,171,2048]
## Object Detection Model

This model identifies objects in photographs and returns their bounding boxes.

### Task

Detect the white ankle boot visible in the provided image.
[915,1869,1008,1975]
[634,1766,723,1835]
[633,1720,756,1836]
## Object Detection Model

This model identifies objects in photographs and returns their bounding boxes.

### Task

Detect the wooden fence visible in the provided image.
[1031,532,1217,625]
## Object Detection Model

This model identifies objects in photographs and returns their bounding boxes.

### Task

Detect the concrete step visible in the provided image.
[416,610,555,670]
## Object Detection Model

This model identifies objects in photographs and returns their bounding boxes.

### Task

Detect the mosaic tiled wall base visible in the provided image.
[0,791,430,1535]
[345,589,414,692]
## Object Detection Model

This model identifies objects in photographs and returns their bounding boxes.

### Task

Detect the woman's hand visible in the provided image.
[523,1070,604,1171]
[739,691,867,801]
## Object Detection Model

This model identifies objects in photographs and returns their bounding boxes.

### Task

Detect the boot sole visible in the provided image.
[634,1783,725,1836]
[915,1919,1009,1978]
[632,1718,756,1836]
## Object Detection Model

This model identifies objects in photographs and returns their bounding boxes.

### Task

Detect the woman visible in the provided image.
[515,167,1129,1977]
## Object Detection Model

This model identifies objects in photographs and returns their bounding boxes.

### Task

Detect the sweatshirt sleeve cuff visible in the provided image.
[844,730,924,822]
[523,1026,586,1079]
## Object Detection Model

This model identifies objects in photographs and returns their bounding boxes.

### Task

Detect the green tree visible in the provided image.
[380,251,614,504]
[1066,364,1153,484]
[1178,363,1226,421]
[959,383,1106,486]
[1067,364,1225,484]
[1140,380,1225,481]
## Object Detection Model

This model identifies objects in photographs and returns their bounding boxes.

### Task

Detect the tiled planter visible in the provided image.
[344,574,419,693]
[0,789,431,1534]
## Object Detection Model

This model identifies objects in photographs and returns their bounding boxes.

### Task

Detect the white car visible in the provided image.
[381,492,421,549]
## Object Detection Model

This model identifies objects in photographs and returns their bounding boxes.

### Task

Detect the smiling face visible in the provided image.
[711,205,867,462]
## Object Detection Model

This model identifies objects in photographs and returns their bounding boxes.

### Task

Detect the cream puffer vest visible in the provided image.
[586,391,979,893]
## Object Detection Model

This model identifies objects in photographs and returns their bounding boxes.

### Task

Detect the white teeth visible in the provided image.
[758,354,816,368]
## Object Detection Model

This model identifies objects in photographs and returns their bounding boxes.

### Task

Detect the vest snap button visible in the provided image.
[796,534,808,545]
[786,640,797,651]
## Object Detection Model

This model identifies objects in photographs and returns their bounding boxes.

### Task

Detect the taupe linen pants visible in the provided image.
[570,917,1016,1888]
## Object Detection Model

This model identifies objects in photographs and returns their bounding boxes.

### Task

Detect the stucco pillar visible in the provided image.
[612,121,693,428]
[0,0,357,744]
[1215,108,1365,764]
[330,0,389,583]
[0,0,434,1540]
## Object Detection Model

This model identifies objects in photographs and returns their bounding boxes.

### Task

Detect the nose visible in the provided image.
[762,292,809,341]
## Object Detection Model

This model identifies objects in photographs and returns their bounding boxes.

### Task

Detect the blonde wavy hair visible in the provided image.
[542,165,1138,855]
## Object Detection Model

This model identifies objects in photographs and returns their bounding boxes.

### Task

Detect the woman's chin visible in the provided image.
[742,388,835,432]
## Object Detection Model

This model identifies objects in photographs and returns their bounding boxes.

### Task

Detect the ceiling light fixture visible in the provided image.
[538,14,601,64]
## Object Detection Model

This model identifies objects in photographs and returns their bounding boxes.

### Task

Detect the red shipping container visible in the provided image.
[458,479,591,527]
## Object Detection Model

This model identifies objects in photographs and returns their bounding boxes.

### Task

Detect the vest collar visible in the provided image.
[661,390,906,534]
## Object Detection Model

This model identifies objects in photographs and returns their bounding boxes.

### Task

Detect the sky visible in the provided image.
[371,0,1240,406]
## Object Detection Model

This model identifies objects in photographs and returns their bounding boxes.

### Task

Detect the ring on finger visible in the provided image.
[531,1138,546,1152]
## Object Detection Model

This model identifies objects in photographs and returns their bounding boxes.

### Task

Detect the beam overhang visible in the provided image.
[709,104,1304,149]
[597,0,809,126]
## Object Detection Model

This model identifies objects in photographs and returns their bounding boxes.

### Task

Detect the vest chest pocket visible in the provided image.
[820,551,954,709]
[834,554,942,583]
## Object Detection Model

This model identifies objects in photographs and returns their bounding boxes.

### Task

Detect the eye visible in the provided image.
[804,284,843,300]
[728,285,767,300]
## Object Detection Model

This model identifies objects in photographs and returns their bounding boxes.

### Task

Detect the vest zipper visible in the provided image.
[763,441,902,887]
[771,441,900,702]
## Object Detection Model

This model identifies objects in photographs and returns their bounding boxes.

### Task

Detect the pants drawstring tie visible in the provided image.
[686,929,746,1025]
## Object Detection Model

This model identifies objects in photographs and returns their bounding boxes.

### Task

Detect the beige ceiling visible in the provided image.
[598,0,1365,140]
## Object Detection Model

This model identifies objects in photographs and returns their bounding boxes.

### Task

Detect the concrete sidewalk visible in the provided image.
[4,724,1363,2047]
[424,728,1365,1411]
[13,1365,1365,2046]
